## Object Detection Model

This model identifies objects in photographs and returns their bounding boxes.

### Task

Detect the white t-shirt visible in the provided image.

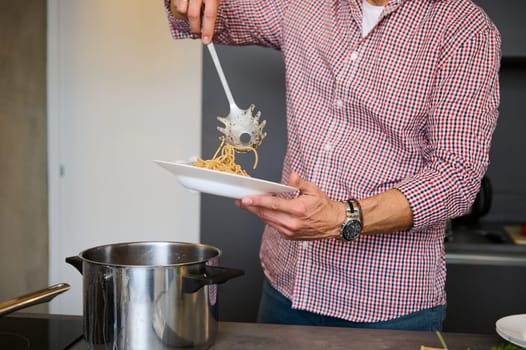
[362,0,385,37]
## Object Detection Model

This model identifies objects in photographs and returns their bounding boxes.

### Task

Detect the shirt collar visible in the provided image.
[349,0,410,17]
[383,0,410,16]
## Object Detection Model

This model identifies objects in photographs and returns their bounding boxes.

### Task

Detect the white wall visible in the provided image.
[47,0,202,314]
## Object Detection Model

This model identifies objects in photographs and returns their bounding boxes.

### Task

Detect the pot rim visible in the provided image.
[77,240,222,268]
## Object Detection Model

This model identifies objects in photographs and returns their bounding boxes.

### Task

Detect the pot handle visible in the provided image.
[65,256,83,274]
[183,266,244,293]
[0,283,70,317]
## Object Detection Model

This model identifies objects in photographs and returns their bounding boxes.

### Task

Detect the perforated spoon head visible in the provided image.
[217,104,267,150]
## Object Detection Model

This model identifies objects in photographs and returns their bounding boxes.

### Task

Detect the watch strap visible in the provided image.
[349,199,363,225]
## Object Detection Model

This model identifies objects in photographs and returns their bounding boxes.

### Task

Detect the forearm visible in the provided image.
[359,189,413,234]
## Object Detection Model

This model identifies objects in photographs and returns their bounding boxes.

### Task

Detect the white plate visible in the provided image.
[496,314,526,348]
[155,160,298,199]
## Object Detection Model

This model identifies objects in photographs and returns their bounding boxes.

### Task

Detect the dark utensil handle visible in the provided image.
[183,266,244,293]
[0,283,70,317]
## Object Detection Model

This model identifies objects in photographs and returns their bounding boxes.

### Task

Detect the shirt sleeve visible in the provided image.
[163,0,285,49]
[396,26,501,229]
[163,0,197,39]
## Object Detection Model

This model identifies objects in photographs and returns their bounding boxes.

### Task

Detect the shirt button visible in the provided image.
[349,51,359,61]
[302,241,309,249]
[324,143,333,151]
[335,99,344,108]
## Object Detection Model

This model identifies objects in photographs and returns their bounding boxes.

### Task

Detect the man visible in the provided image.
[165,0,501,330]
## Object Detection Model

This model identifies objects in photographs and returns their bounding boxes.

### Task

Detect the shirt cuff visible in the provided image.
[395,167,475,230]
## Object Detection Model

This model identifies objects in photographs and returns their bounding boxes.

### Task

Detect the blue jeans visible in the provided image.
[257,279,446,331]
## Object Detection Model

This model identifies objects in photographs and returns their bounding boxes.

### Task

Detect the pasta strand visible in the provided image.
[192,137,258,176]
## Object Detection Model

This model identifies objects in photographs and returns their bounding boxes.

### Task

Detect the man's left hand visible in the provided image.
[235,173,344,240]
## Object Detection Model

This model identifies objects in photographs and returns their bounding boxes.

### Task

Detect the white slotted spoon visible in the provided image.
[206,43,267,149]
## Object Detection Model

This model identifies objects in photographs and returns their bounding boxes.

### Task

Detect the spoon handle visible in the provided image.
[207,42,236,107]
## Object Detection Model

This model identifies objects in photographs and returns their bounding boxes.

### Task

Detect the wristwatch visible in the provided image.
[339,199,363,242]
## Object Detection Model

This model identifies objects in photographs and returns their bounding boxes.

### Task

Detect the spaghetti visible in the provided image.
[192,137,259,177]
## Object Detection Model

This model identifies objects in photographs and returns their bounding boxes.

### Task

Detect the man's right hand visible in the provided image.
[170,0,220,44]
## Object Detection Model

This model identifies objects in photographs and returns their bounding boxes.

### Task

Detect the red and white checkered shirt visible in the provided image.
[165,0,501,322]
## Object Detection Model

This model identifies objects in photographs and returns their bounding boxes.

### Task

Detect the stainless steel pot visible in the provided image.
[66,241,243,350]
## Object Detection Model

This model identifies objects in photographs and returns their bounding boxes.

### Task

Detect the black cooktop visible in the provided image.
[0,314,83,350]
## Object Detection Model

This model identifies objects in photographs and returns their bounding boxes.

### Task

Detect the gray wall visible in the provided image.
[201,2,526,322]
[474,0,526,57]
[201,45,287,321]
[0,1,48,312]
[474,0,526,223]
[485,66,526,223]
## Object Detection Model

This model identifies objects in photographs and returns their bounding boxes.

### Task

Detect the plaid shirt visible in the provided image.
[165,0,500,322]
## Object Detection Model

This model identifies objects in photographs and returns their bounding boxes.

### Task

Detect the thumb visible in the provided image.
[288,173,313,194]
[288,172,301,187]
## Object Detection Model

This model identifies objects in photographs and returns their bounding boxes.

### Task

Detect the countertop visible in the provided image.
[3,313,508,350]
[211,321,503,350]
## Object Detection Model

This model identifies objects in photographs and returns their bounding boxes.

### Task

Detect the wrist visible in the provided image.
[357,189,412,234]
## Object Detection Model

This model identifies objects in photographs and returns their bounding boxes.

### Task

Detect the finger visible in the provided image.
[187,0,203,34]
[170,0,188,20]
[237,198,288,223]
[240,195,293,214]
[238,197,316,240]
[177,0,189,14]
[201,0,219,44]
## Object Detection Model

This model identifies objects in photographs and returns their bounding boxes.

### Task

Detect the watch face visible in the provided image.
[341,220,362,241]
